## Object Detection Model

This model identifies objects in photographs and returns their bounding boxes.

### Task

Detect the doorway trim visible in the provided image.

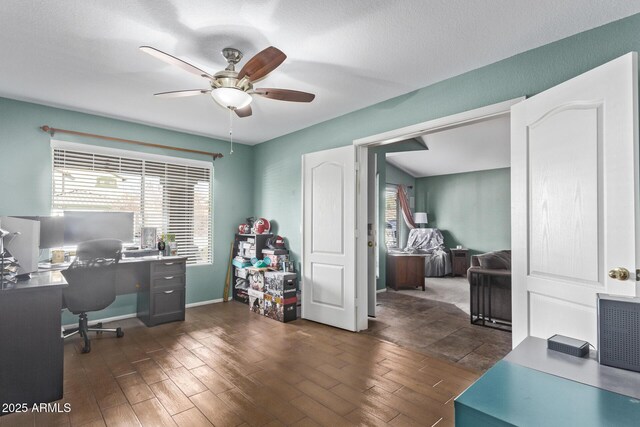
[352,97,525,332]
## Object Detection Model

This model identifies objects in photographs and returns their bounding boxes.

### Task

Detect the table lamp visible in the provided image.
[414,212,428,228]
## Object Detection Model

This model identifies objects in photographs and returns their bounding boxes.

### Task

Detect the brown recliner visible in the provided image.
[467,250,512,324]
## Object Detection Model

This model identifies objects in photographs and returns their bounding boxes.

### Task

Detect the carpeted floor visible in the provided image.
[397,276,470,314]
[365,278,511,372]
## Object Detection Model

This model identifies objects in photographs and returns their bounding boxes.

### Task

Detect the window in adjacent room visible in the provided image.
[384,184,398,248]
[51,142,213,265]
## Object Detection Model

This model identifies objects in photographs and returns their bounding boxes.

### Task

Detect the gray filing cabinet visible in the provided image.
[137,257,186,326]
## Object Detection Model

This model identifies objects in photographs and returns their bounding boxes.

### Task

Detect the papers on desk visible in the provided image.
[1,255,19,285]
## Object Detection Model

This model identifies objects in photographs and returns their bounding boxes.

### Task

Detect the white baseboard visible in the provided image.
[186,298,223,308]
[62,298,223,329]
[376,288,387,293]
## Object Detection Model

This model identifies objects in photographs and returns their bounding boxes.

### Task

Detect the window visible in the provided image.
[51,142,213,265]
[384,185,398,248]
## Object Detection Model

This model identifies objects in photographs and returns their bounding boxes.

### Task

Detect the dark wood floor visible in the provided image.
[0,301,479,427]
[364,291,512,372]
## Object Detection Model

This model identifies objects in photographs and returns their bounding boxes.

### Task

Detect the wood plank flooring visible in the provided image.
[0,301,479,427]
[365,291,511,372]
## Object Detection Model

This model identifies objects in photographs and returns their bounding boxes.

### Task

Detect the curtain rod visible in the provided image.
[387,182,413,189]
[40,125,223,160]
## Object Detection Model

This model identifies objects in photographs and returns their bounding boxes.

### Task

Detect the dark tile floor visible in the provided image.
[363,291,512,372]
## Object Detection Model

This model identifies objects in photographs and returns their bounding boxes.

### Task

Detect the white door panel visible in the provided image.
[512,52,639,347]
[302,145,356,331]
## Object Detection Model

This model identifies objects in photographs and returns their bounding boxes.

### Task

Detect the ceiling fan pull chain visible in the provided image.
[229,108,234,155]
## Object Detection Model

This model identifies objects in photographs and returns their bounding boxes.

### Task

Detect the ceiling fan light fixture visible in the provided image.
[211,87,252,110]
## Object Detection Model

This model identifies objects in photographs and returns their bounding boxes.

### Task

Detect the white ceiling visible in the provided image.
[386,115,510,177]
[1,1,639,145]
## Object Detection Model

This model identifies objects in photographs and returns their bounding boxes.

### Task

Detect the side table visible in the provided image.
[450,248,469,277]
[386,253,425,291]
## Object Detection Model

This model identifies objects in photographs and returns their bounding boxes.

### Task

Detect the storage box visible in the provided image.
[262,249,290,271]
[248,289,264,315]
[264,271,297,299]
[235,267,248,279]
[263,293,297,323]
[247,267,268,292]
[235,288,249,304]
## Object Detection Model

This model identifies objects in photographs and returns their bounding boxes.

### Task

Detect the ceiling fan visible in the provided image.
[140,45,315,118]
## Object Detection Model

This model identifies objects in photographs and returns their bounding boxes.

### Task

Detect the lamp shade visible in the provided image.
[211,87,253,109]
[414,212,428,224]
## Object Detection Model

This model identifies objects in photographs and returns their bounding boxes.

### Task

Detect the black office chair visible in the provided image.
[62,239,124,353]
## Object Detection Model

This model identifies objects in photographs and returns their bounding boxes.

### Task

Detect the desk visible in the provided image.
[122,256,188,326]
[49,255,188,326]
[1,256,187,414]
[455,337,640,426]
[0,271,68,412]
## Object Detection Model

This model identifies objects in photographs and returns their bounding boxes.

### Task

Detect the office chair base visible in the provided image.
[62,314,124,353]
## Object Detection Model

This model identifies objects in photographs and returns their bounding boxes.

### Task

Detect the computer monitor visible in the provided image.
[63,211,134,245]
[0,216,40,277]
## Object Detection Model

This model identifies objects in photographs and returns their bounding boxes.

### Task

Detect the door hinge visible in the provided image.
[354,162,360,172]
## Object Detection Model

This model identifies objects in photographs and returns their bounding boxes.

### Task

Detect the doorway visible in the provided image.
[356,98,523,371]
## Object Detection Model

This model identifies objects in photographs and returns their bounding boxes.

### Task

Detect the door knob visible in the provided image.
[608,267,630,281]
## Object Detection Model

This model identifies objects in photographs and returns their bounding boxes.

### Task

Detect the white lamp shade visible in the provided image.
[414,212,428,224]
[211,87,253,109]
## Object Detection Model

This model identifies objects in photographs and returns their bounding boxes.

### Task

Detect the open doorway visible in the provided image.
[358,99,521,372]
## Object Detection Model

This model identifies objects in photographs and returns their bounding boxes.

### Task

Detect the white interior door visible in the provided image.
[302,145,357,331]
[511,52,639,347]
[368,151,377,317]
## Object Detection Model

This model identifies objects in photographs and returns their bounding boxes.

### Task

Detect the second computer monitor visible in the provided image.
[63,211,134,245]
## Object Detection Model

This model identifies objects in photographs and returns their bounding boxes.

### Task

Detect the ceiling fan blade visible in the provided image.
[237,46,286,82]
[140,46,213,79]
[234,105,252,118]
[253,88,315,103]
[154,89,211,98]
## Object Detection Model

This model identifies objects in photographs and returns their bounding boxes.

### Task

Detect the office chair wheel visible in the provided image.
[81,339,91,354]
[95,322,103,335]
[116,328,124,338]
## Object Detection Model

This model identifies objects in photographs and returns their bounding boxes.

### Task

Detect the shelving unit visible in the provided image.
[232,233,273,304]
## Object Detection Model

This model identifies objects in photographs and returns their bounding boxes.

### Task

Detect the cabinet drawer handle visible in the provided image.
[163,290,175,294]
[164,262,174,266]
[164,276,174,280]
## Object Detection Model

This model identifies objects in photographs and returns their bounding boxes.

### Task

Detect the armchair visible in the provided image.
[404,228,451,277]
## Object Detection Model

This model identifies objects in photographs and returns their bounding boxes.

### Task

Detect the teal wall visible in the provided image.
[415,168,510,256]
[0,97,254,325]
[253,13,640,273]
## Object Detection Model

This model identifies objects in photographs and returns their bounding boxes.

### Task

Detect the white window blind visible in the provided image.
[385,185,398,248]
[52,145,213,265]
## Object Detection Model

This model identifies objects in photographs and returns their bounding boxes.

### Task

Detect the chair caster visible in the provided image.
[96,322,103,335]
[81,341,91,354]
[116,328,124,338]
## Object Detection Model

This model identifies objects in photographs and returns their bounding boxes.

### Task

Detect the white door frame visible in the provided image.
[353,97,525,332]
